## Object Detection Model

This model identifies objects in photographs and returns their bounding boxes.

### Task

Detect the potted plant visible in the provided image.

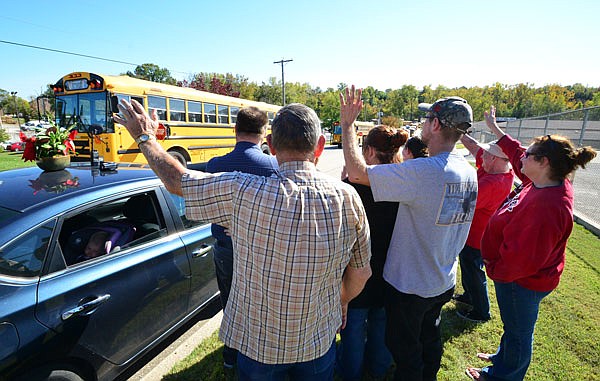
[20,121,77,171]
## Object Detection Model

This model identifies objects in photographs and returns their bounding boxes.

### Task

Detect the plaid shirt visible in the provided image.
[182,161,370,364]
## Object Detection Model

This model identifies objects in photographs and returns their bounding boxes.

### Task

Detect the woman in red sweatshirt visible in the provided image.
[466,106,597,381]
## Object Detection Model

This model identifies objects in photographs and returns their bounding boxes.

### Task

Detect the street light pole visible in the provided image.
[10,91,20,128]
[273,58,293,105]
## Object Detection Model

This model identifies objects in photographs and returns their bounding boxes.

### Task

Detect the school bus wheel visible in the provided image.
[168,151,187,168]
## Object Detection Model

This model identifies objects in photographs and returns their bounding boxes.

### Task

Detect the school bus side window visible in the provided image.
[204,103,216,123]
[268,112,275,125]
[218,105,229,124]
[188,101,202,122]
[169,98,185,122]
[230,107,239,124]
[148,96,167,121]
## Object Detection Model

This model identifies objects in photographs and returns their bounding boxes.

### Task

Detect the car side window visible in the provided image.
[60,192,168,266]
[168,193,206,229]
[0,220,54,277]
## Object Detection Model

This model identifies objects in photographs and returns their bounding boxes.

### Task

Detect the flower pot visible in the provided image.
[36,156,71,172]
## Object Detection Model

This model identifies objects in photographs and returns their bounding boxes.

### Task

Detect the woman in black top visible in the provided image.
[338,125,408,381]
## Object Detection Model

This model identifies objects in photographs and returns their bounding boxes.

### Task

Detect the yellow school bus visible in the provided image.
[51,72,281,166]
[331,120,375,148]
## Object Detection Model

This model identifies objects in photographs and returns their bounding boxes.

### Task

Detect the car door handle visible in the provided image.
[61,294,111,321]
[192,244,212,258]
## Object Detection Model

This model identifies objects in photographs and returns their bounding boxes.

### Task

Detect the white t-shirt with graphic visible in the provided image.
[367,151,477,298]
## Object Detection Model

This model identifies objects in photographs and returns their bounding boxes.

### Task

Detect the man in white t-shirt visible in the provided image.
[340,87,478,381]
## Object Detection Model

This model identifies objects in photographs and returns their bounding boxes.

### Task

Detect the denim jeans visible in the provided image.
[459,245,491,319]
[385,286,454,381]
[213,239,237,366]
[337,307,392,380]
[237,340,336,381]
[481,281,551,381]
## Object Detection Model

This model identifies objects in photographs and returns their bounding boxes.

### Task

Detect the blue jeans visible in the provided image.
[459,245,491,319]
[337,307,392,380]
[385,286,454,381]
[481,281,551,381]
[213,239,237,366]
[237,340,336,381]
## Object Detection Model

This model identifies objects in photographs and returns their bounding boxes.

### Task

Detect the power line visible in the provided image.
[0,39,139,66]
[1,39,196,77]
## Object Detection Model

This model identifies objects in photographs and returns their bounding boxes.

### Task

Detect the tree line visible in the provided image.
[2,63,599,130]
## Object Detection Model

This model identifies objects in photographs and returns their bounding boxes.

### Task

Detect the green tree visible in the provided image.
[126,63,177,85]
[255,77,283,105]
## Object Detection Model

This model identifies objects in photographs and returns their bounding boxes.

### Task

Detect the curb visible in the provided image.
[133,311,223,381]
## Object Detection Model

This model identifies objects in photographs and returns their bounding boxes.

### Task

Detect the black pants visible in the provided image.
[385,285,454,381]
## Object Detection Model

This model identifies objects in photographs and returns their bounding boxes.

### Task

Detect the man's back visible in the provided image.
[206,141,277,241]
[368,152,477,297]
[182,161,370,364]
[206,141,277,175]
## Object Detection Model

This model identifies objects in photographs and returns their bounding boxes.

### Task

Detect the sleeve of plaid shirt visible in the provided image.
[181,170,238,228]
[347,190,371,269]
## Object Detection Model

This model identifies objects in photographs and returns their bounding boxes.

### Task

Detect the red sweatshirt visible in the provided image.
[465,149,514,249]
[480,134,574,292]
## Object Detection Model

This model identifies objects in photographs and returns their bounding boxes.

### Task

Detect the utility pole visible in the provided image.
[10,91,20,127]
[273,58,293,105]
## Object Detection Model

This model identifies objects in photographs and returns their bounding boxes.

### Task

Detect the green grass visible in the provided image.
[0,151,35,171]
[165,224,600,381]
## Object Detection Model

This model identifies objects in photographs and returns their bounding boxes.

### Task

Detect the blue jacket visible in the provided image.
[205,141,278,242]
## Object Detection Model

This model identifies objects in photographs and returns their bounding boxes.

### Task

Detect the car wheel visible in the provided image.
[169,151,187,168]
[18,366,85,381]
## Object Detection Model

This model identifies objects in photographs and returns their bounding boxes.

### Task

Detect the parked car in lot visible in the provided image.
[20,121,38,132]
[6,141,25,152]
[0,164,219,381]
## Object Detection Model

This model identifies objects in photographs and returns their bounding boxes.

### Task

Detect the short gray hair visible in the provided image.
[271,103,321,154]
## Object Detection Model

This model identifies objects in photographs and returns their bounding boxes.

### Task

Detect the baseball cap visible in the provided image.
[477,141,508,159]
[418,96,473,133]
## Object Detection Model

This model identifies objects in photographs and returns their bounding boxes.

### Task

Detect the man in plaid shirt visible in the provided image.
[116,100,372,381]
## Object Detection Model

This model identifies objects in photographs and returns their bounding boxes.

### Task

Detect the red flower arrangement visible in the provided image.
[20,122,78,162]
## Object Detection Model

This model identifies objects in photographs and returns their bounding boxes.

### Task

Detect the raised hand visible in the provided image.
[339,85,363,129]
[483,105,505,139]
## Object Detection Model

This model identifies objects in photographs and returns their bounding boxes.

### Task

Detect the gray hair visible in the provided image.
[271,103,321,154]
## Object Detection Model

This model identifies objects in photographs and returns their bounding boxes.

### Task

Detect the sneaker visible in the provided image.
[453,293,472,305]
[456,309,490,323]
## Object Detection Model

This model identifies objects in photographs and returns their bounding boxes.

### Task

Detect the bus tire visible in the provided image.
[169,151,187,168]
[261,143,271,155]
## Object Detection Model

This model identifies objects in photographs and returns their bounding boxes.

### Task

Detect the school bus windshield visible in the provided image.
[56,92,109,132]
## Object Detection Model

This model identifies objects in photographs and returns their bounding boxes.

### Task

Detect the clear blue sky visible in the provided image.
[1,0,598,100]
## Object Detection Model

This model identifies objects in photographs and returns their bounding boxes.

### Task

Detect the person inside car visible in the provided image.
[76,231,110,263]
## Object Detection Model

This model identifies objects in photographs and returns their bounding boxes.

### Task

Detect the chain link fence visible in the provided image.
[469,106,600,234]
